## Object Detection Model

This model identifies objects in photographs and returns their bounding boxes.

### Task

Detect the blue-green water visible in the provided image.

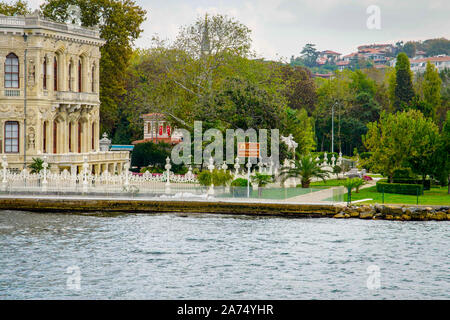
[0,210,448,299]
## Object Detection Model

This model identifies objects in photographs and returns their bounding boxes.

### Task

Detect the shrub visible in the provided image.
[343,178,365,193]
[197,171,212,186]
[198,170,233,187]
[393,179,431,190]
[212,170,233,186]
[359,152,373,160]
[376,181,423,195]
[231,178,252,197]
[392,168,416,179]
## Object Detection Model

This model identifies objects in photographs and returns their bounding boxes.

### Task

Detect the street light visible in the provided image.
[331,101,337,154]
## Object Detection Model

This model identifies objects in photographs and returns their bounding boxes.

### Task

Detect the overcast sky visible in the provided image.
[29,0,450,61]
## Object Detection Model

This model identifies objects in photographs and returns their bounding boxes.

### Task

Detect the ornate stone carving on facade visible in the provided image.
[27,59,36,88]
[27,127,35,150]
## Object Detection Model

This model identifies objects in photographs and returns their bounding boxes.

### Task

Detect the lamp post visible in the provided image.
[331,101,336,154]
[23,33,28,170]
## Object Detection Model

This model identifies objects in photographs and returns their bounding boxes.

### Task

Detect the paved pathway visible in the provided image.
[285,181,376,203]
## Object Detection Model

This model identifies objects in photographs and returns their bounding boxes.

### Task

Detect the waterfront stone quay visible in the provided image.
[0,195,448,221]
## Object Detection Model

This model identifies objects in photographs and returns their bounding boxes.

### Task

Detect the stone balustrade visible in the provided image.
[55,91,100,105]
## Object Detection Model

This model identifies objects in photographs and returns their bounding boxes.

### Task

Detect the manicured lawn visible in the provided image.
[367,174,383,178]
[310,179,349,187]
[217,186,330,200]
[345,186,450,205]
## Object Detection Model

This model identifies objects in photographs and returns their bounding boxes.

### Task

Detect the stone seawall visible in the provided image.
[0,197,448,220]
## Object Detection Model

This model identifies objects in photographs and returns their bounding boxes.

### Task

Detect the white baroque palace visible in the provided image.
[0,13,129,174]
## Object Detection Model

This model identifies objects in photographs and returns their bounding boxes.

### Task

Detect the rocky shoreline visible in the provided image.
[334,204,450,221]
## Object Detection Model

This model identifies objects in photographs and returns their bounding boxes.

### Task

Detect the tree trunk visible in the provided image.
[258,187,262,198]
[301,179,310,188]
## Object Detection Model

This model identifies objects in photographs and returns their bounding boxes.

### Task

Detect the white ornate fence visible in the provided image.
[0,153,346,202]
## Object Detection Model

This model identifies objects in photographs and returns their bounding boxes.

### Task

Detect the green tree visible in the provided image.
[130,142,171,170]
[0,0,30,15]
[362,110,439,183]
[432,111,450,193]
[300,43,318,68]
[251,173,273,197]
[41,0,147,136]
[403,41,416,58]
[392,52,415,111]
[280,65,317,115]
[285,108,316,155]
[279,155,328,188]
[422,61,442,120]
[28,158,50,174]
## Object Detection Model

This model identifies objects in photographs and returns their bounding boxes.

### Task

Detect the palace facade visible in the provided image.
[0,13,129,174]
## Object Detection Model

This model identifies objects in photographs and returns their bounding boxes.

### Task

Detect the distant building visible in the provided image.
[132,113,183,145]
[312,73,334,80]
[414,50,426,59]
[316,50,341,65]
[336,60,350,71]
[409,55,450,73]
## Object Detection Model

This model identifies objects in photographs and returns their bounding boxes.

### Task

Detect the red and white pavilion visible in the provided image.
[131,113,183,145]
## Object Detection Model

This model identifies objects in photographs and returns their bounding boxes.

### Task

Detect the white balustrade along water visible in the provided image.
[0,156,345,202]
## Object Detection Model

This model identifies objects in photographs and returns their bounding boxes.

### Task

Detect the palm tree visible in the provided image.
[343,177,365,204]
[28,158,49,174]
[251,173,273,197]
[279,155,328,188]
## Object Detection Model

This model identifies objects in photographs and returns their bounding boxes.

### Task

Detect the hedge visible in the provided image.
[393,179,431,190]
[231,178,252,197]
[376,181,423,195]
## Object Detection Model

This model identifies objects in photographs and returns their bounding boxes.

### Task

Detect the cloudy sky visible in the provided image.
[29,0,450,61]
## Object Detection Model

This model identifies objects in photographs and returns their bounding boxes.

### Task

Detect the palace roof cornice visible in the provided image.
[0,13,105,46]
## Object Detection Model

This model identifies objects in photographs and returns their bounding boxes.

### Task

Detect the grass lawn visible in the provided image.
[310,179,349,187]
[367,174,383,178]
[345,186,450,205]
[217,186,330,200]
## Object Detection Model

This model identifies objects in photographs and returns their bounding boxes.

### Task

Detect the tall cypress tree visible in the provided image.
[393,52,415,111]
[423,61,442,120]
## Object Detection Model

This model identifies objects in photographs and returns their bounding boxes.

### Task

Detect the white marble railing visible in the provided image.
[55,91,100,104]
[43,151,129,164]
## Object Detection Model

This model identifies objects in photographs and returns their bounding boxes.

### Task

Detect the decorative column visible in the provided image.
[124,161,130,190]
[258,157,263,174]
[246,160,252,198]
[207,157,214,195]
[234,156,240,177]
[164,157,171,194]
[82,156,89,193]
[42,155,48,192]
[2,156,8,191]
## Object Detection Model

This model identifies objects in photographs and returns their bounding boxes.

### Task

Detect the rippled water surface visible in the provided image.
[0,210,448,299]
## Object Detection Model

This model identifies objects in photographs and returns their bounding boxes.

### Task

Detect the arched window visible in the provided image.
[68,61,72,91]
[68,122,72,152]
[43,121,47,153]
[53,56,58,91]
[4,121,19,153]
[91,65,95,92]
[78,121,82,153]
[43,56,47,90]
[91,122,95,150]
[78,60,82,92]
[53,120,58,154]
[5,53,19,88]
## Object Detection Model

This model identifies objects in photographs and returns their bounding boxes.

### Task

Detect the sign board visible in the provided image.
[238,142,260,158]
